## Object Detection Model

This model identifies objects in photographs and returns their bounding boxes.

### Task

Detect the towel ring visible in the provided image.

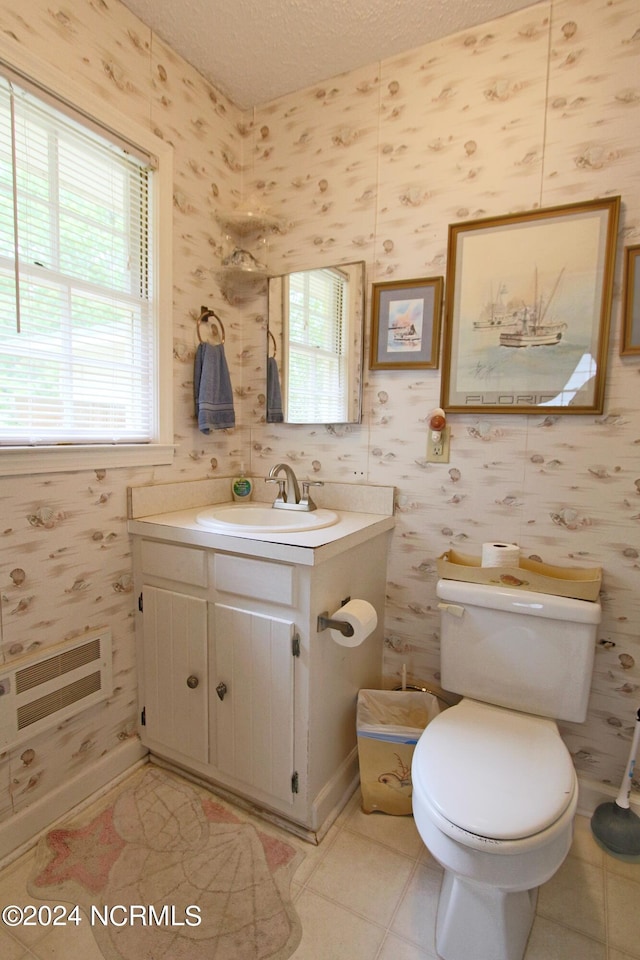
[197,306,225,345]
[268,329,277,358]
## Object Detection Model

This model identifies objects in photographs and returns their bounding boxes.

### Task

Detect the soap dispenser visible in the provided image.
[232,464,253,502]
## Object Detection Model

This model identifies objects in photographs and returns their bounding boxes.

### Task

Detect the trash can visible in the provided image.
[357,689,441,815]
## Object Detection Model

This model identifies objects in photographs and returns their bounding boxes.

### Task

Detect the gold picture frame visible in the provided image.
[621,244,640,356]
[440,196,620,414]
[369,276,443,370]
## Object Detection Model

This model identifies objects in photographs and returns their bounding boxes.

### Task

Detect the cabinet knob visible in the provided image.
[216,681,228,701]
[186,675,199,689]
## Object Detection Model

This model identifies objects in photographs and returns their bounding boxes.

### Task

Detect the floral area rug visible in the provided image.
[28,764,304,960]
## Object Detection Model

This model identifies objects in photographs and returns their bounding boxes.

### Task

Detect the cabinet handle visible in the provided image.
[186,675,199,689]
[216,681,228,701]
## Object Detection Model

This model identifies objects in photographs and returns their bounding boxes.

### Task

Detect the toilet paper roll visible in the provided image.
[481,542,520,568]
[329,599,378,648]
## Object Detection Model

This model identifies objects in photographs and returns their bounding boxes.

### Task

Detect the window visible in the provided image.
[285,267,348,422]
[0,63,173,475]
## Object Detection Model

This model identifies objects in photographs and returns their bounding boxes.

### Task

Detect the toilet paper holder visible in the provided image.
[317,597,355,637]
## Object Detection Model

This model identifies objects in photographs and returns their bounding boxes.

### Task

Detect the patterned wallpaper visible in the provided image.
[0,0,247,826]
[0,0,638,838]
[243,0,640,793]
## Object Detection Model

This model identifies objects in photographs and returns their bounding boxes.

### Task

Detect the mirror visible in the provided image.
[267,261,365,424]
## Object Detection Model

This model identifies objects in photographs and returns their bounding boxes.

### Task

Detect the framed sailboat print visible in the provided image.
[370,276,443,370]
[440,197,620,414]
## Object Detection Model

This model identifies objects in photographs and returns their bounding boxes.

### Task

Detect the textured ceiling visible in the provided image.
[119,0,542,109]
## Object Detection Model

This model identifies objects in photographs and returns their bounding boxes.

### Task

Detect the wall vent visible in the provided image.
[0,630,112,749]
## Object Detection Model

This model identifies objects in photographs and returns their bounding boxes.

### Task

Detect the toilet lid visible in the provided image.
[413,700,576,841]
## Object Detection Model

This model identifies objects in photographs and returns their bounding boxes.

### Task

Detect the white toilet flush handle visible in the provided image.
[437,602,465,618]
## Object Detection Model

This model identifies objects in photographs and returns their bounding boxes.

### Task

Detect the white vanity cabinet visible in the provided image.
[130,519,392,841]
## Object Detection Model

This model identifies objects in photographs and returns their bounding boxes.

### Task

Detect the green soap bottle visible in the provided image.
[232,464,253,501]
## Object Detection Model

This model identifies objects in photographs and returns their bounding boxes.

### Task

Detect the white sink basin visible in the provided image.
[195,503,339,533]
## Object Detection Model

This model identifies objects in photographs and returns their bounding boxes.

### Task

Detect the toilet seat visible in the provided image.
[412,699,576,842]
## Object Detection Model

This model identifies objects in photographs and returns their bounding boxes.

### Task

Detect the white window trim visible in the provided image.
[0,41,174,478]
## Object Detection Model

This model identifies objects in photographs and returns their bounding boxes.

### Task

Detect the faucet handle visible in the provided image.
[265,477,287,501]
[301,480,324,510]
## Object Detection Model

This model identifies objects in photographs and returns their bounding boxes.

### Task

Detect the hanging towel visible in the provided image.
[266,356,284,423]
[194,342,235,432]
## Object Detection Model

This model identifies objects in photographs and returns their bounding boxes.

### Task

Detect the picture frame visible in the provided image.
[440,196,620,414]
[621,244,640,356]
[369,276,443,370]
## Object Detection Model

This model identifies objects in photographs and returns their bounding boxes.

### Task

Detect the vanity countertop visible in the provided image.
[127,506,395,566]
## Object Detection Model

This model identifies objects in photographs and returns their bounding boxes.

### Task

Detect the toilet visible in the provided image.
[411,578,601,960]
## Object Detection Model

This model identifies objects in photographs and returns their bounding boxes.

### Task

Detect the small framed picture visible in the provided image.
[621,244,640,356]
[369,276,444,370]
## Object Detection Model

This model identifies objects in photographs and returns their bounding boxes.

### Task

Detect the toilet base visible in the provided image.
[436,870,538,960]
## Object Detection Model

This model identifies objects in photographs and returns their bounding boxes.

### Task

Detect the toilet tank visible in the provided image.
[436,579,601,723]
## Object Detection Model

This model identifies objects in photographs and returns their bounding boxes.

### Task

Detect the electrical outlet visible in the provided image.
[426,425,450,463]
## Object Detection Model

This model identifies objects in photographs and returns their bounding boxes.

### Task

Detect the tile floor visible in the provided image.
[0,775,639,960]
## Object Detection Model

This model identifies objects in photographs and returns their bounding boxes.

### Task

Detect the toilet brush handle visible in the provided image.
[615,707,640,809]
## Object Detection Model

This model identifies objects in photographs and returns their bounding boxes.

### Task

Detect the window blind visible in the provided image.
[0,74,156,445]
[286,267,348,423]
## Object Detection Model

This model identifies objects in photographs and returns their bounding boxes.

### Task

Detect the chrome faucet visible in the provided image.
[265,463,324,511]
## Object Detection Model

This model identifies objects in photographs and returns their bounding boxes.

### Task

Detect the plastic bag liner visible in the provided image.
[356,689,441,743]
[356,689,442,815]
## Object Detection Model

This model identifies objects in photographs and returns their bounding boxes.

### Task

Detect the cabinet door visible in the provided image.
[212,604,295,805]
[141,585,208,764]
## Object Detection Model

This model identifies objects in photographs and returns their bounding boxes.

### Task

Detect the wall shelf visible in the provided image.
[215,208,283,301]
[215,210,283,237]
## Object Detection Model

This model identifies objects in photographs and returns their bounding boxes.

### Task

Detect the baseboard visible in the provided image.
[311,745,360,835]
[313,768,360,845]
[577,774,640,819]
[0,738,148,866]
